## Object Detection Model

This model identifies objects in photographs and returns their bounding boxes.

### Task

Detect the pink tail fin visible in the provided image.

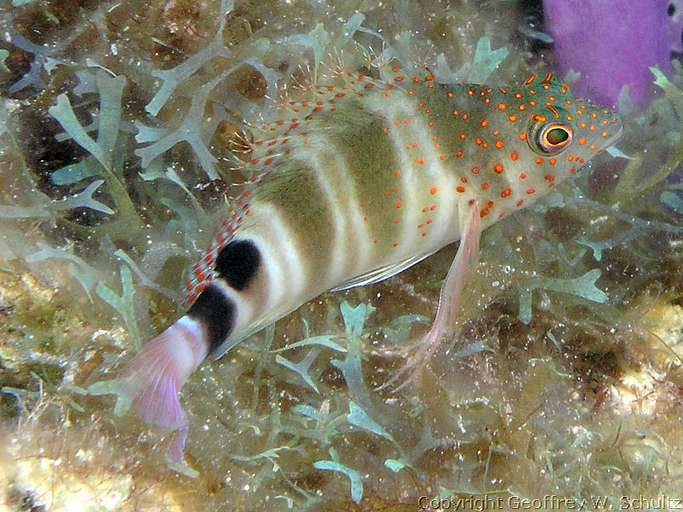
[90,316,208,468]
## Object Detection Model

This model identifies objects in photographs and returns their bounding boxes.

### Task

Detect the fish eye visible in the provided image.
[528,121,573,155]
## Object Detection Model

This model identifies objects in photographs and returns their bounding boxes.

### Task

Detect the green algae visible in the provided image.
[0,0,682,510]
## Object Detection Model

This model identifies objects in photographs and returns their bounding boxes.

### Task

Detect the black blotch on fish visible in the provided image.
[215,239,261,291]
[187,284,235,353]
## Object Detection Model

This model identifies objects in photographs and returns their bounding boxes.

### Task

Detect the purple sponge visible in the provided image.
[544,0,673,108]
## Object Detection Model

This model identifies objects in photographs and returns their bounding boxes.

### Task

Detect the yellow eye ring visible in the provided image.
[540,124,573,151]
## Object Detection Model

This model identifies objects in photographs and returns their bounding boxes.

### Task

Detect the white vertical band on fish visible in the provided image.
[331,147,373,277]
[305,143,349,285]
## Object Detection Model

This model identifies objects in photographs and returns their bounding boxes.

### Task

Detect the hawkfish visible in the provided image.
[105,66,623,464]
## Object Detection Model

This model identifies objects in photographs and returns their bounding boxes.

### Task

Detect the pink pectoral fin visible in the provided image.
[429,202,481,341]
[380,202,481,391]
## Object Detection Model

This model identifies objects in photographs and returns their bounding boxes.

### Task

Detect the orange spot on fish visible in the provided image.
[494,163,505,174]
[520,172,528,180]
[511,151,519,161]
[495,140,505,149]
[471,166,480,175]
[431,187,438,195]
[498,103,508,111]
[456,186,466,193]
[501,188,512,198]
[526,187,536,195]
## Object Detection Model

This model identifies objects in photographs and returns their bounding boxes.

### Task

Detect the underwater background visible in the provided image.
[0,0,682,510]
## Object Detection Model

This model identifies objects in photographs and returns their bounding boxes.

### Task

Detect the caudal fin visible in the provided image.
[90,316,208,466]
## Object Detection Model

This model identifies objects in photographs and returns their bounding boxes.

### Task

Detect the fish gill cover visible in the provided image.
[0,0,681,510]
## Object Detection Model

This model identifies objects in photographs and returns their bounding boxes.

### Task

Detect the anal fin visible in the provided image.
[330,250,438,292]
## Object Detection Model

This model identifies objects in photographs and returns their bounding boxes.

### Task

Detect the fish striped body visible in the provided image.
[185,69,622,358]
[109,66,623,465]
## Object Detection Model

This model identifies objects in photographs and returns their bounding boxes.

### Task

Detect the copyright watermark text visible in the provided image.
[416,494,683,510]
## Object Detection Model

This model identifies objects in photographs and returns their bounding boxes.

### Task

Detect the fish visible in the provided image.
[102,66,623,465]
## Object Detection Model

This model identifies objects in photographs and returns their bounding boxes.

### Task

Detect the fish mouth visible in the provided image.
[599,109,624,150]
[604,122,624,148]
[606,121,625,148]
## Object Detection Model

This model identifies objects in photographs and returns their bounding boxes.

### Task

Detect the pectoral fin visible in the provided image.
[379,202,481,391]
